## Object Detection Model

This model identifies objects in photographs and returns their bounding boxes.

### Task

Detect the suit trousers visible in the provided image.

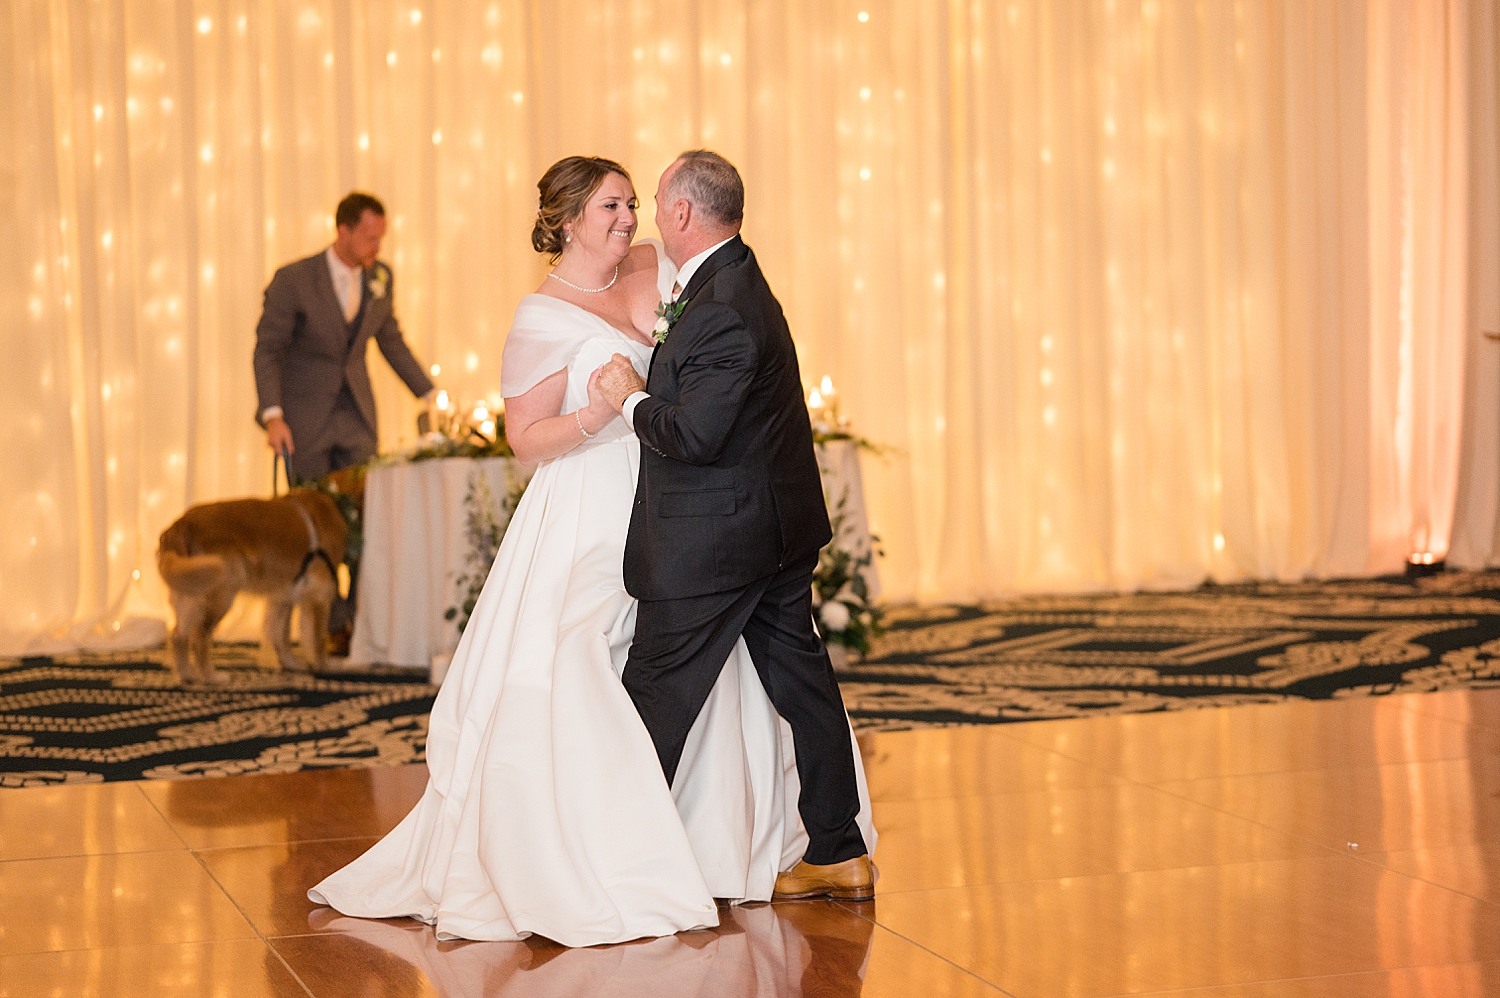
[623,552,868,866]
[292,384,377,482]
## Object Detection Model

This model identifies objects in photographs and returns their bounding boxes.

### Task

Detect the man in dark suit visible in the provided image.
[597,151,872,901]
[253,192,434,482]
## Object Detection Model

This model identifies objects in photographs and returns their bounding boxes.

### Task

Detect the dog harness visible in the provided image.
[290,496,339,585]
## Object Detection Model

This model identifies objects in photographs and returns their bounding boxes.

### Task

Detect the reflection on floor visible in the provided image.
[2,689,1500,997]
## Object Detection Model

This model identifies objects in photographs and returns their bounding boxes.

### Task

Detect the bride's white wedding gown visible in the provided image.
[309,242,876,947]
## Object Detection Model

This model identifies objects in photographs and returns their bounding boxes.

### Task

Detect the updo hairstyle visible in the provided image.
[531,156,633,262]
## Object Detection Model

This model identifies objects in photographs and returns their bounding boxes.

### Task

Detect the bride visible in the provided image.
[308,156,876,947]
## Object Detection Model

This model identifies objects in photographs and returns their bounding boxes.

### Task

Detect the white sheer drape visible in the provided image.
[2,1,1497,650]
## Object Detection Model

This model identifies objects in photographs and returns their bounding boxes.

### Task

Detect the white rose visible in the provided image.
[653,317,671,335]
[819,600,850,632]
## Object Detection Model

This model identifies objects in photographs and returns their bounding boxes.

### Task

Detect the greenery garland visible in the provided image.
[444,469,528,636]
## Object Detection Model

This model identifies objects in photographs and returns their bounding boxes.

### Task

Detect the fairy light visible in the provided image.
[429,364,441,377]
[435,389,450,411]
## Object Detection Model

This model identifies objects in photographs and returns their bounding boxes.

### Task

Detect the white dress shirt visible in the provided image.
[622,235,735,426]
[326,245,364,324]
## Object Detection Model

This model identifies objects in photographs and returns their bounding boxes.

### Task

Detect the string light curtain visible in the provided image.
[1,1,1495,651]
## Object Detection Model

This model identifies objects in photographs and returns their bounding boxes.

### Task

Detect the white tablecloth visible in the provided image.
[351,442,877,669]
[348,457,531,668]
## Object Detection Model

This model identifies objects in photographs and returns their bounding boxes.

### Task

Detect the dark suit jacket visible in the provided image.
[252,252,432,446]
[625,236,832,601]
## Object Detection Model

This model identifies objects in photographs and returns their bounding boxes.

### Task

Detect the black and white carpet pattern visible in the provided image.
[6,572,1500,784]
[0,647,432,786]
[840,570,1500,730]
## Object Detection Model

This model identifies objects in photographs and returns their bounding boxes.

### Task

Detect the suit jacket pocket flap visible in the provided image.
[659,488,736,517]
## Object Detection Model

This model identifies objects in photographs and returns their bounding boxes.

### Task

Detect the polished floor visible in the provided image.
[3,690,1500,996]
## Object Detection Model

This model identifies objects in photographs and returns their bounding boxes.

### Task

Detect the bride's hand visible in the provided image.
[582,367,617,432]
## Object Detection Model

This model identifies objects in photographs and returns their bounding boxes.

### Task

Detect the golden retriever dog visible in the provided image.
[156,490,348,685]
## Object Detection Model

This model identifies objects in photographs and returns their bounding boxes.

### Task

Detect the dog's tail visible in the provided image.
[157,521,226,596]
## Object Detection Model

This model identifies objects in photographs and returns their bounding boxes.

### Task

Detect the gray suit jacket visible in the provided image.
[252,252,433,445]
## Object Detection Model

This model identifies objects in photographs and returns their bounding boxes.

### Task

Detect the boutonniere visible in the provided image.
[653,297,688,344]
[367,265,389,301]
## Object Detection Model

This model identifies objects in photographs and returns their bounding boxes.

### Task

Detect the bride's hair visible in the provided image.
[532,156,632,262]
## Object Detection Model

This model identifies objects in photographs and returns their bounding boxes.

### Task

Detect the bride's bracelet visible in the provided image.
[574,410,596,440]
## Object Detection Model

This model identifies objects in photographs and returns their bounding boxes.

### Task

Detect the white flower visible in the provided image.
[653,316,671,335]
[819,600,850,632]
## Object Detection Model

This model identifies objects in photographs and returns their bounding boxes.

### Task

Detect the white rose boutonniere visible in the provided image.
[367,265,389,301]
[652,297,688,345]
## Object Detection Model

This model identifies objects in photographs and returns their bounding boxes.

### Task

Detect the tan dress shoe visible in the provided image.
[772,855,875,901]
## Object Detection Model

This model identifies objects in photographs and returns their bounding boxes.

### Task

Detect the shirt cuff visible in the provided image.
[622,391,650,426]
[260,406,284,424]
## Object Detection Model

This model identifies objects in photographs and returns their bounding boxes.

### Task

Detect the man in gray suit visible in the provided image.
[254,192,434,481]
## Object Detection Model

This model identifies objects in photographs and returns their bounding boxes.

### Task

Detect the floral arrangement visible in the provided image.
[806,376,890,455]
[445,469,527,636]
[379,391,515,465]
[812,495,884,657]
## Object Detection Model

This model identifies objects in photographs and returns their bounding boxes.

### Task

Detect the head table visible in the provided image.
[348,440,879,670]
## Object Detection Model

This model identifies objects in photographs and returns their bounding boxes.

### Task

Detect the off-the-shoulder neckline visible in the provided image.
[517,294,654,347]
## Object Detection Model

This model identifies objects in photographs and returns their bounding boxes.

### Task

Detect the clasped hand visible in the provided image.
[593,354,646,412]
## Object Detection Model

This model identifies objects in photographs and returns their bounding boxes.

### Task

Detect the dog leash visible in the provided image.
[272,449,300,497]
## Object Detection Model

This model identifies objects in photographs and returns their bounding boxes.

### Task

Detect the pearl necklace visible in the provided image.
[547,265,619,294]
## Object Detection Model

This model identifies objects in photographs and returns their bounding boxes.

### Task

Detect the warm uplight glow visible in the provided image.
[435,390,450,412]
[808,390,824,409]
[820,376,835,396]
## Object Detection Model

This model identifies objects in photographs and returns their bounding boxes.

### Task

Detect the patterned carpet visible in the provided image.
[841,570,1500,730]
[5,571,1500,784]
[0,647,432,787]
